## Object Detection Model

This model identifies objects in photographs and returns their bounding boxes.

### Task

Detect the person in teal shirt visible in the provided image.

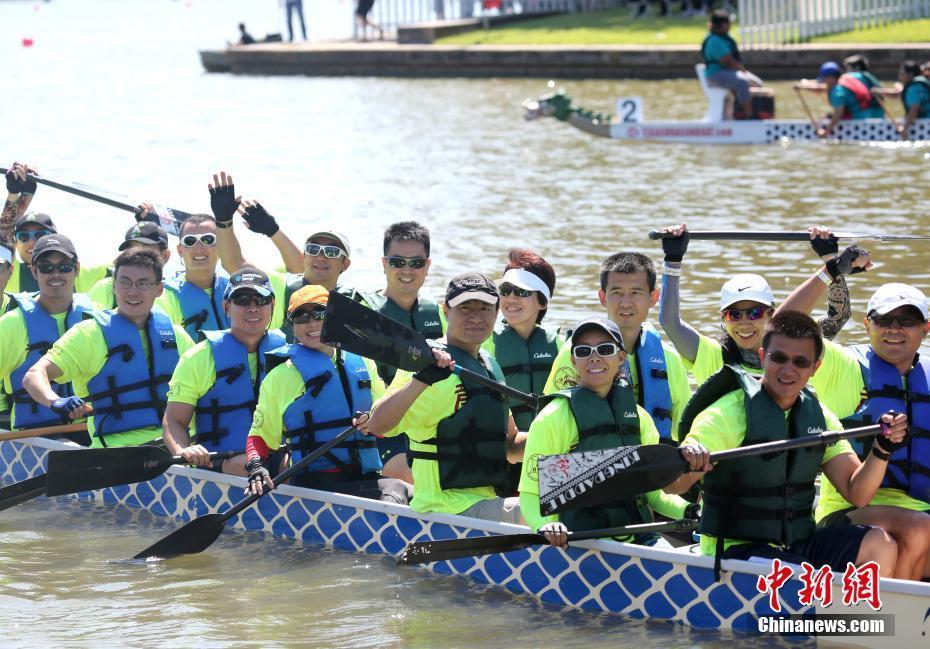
[701,9,763,119]
[898,60,930,140]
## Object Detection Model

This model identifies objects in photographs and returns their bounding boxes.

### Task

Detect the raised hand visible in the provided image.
[239,200,280,237]
[808,225,838,258]
[5,162,38,195]
[661,223,689,263]
[208,171,240,226]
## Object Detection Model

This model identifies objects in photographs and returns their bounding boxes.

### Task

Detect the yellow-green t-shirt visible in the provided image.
[381,366,513,515]
[543,328,693,442]
[682,333,764,386]
[248,351,384,450]
[810,339,930,516]
[683,389,853,554]
[44,317,195,447]
[7,258,109,295]
[267,272,356,333]
[518,395,688,534]
[88,276,116,310]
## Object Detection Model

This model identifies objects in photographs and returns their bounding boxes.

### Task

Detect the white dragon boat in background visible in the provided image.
[3,436,928,647]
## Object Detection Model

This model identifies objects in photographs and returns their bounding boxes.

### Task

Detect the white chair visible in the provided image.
[695,63,729,122]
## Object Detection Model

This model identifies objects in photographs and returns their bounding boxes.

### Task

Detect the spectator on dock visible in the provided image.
[237,23,256,45]
[355,0,383,41]
[701,9,763,120]
[284,0,307,42]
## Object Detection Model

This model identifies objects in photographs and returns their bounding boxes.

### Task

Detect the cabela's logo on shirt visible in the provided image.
[423,321,440,327]
[533,352,552,359]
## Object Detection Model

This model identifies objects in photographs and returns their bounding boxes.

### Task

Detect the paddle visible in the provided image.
[648,230,930,242]
[321,290,537,407]
[132,423,360,560]
[0,475,47,513]
[397,518,698,565]
[794,86,822,132]
[536,423,882,516]
[0,422,88,442]
[44,447,240,497]
[0,167,193,238]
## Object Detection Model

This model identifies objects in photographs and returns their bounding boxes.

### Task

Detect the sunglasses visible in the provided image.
[386,256,428,269]
[15,229,52,242]
[230,293,273,308]
[869,314,925,328]
[305,243,346,259]
[500,284,534,298]
[722,306,770,322]
[766,351,814,369]
[180,233,217,248]
[572,342,622,358]
[290,307,327,324]
[36,262,75,274]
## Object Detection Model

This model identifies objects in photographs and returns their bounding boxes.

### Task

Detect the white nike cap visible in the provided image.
[719,274,775,311]
[867,283,929,320]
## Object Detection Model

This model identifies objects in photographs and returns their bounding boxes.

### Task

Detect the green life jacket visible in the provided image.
[544,383,653,533]
[492,322,560,431]
[407,344,510,490]
[680,365,826,562]
[359,289,443,385]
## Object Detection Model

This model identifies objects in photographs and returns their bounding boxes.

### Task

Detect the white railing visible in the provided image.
[739,0,930,48]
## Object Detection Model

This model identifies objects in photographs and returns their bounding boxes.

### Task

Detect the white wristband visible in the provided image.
[817,269,833,286]
[663,264,682,277]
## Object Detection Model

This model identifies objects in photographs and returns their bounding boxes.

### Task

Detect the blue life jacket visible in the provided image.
[626,325,674,441]
[841,345,930,503]
[280,344,381,476]
[8,293,95,428]
[193,328,286,452]
[164,273,229,342]
[85,310,180,443]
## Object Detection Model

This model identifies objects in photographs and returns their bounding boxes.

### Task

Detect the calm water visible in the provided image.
[1,0,929,645]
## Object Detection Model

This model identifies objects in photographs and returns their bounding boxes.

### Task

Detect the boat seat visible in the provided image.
[695,63,729,122]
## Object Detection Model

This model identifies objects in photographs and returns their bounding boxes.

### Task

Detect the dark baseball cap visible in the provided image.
[31,234,78,262]
[571,317,624,350]
[119,221,168,251]
[223,266,274,300]
[14,212,57,233]
[445,272,499,308]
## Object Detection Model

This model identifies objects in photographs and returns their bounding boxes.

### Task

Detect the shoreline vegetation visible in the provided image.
[434,11,930,46]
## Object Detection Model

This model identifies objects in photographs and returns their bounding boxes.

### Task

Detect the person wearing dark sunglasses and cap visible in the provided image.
[162,266,285,476]
[243,285,410,505]
[0,234,96,443]
[521,317,693,549]
[88,217,171,310]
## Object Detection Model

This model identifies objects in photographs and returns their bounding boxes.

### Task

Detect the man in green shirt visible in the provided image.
[89,219,171,310]
[368,272,526,522]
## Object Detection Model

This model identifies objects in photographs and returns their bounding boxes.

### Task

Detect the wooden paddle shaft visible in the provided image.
[708,424,880,464]
[0,423,88,442]
[794,86,821,131]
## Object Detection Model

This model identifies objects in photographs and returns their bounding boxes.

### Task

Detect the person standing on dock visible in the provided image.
[283,0,307,42]
[701,9,763,120]
[162,267,285,477]
[355,0,383,41]
[23,249,195,448]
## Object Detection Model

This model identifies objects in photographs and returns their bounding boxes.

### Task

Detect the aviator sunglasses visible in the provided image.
[500,284,534,298]
[305,243,346,259]
[15,229,52,242]
[180,233,217,248]
[572,342,622,358]
[290,306,327,325]
[766,351,814,369]
[869,313,925,329]
[36,262,75,274]
[386,256,428,269]
[230,293,274,308]
[722,306,770,322]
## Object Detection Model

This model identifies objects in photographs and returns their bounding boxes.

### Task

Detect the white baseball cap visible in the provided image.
[719,274,774,311]
[867,283,929,320]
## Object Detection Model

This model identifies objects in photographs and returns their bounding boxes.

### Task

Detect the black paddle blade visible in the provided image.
[322,290,435,373]
[0,474,48,512]
[537,444,687,516]
[44,446,173,497]
[398,532,546,566]
[133,513,228,560]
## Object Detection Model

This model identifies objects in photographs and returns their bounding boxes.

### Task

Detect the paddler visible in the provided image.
[0,242,12,426]
[701,9,764,120]
[778,278,930,581]
[795,61,885,138]
[2,162,38,242]
[897,60,930,140]
[162,266,285,476]
[367,272,526,523]
[520,317,694,549]
[670,311,905,579]
[23,249,195,448]
[243,285,410,505]
[543,252,691,443]
[0,234,95,445]
[657,223,868,386]
[353,220,445,483]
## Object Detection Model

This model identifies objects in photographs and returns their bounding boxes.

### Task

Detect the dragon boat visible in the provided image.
[522,89,930,146]
[3,436,929,647]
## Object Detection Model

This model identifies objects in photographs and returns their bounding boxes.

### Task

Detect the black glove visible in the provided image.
[810,234,839,258]
[5,169,36,195]
[133,205,160,224]
[50,396,85,417]
[662,230,689,263]
[209,182,240,227]
[874,412,908,456]
[245,457,271,491]
[242,202,280,237]
[825,245,869,281]
[683,502,702,520]
[413,364,452,386]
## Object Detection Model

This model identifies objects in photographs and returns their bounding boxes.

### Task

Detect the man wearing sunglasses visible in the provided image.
[520,317,692,550]
[543,252,691,443]
[779,277,930,581]
[368,273,526,523]
[244,285,410,505]
[89,216,171,310]
[671,310,906,579]
[0,235,95,443]
[24,249,195,449]
[162,267,284,476]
